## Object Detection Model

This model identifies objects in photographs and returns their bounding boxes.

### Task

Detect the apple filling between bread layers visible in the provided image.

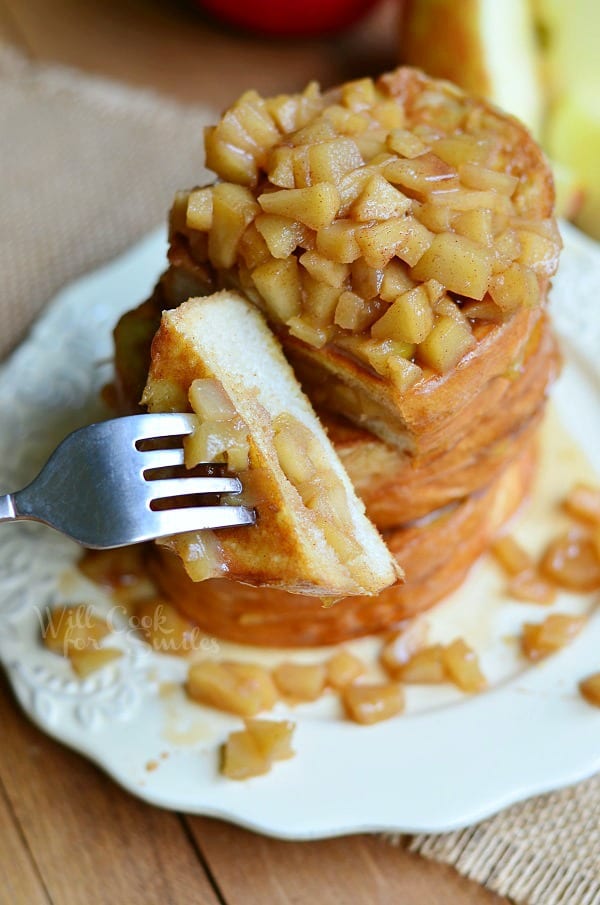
[183,377,368,581]
[171,68,561,395]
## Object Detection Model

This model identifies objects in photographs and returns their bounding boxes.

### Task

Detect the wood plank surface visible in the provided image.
[0,779,50,905]
[0,676,221,905]
[0,0,24,46]
[0,2,511,902]
[187,817,507,905]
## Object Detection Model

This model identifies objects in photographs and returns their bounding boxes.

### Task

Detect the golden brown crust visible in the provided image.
[328,314,559,524]
[149,439,536,646]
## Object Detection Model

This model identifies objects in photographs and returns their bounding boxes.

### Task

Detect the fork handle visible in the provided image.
[0,494,17,523]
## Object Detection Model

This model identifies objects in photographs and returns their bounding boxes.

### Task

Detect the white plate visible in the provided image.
[1,224,600,839]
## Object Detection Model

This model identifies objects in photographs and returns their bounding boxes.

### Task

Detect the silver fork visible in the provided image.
[0,413,255,548]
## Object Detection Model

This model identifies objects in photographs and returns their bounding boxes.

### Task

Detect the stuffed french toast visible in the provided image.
[113,66,561,646]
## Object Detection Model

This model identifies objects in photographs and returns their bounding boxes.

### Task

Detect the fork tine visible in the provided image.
[138,447,186,470]
[128,412,196,442]
[146,476,242,500]
[151,505,256,537]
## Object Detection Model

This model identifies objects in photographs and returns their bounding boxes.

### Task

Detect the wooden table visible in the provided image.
[0,2,508,902]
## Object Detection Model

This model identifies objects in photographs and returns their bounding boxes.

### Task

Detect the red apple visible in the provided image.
[195,0,382,37]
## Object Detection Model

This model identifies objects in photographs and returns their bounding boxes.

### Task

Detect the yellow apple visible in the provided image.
[400,0,596,232]
[546,93,600,238]
[400,0,544,138]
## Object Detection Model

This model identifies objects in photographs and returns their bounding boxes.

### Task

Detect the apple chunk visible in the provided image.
[410,232,492,300]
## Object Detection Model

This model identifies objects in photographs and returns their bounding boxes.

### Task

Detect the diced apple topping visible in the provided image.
[371,286,433,344]
[245,718,296,760]
[442,640,487,693]
[564,484,600,525]
[134,599,200,656]
[175,72,560,380]
[258,184,340,230]
[521,614,586,662]
[579,673,600,709]
[69,647,122,678]
[491,535,534,576]
[417,315,475,373]
[272,412,365,573]
[341,681,405,725]
[43,604,111,655]
[507,571,557,605]
[541,530,600,592]
[185,378,250,473]
[410,233,492,300]
[398,645,448,684]
[327,649,365,689]
[187,660,278,716]
[273,661,327,702]
[221,729,271,780]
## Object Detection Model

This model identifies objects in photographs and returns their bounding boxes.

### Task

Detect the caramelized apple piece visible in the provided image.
[462,300,506,323]
[378,259,414,301]
[541,530,600,592]
[371,286,433,344]
[334,292,383,332]
[414,202,455,233]
[208,183,259,269]
[258,183,340,230]
[564,484,600,526]
[453,209,494,246]
[188,378,237,421]
[432,135,491,167]
[342,681,404,725]
[491,535,534,577]
[252,256,301,322]
[516,230,561,277]
[400,645,448,684]
[308,138,363,184]
[316,220,361,263]
[350,259,384,298]
[386,356,421,390]
[184,417,249,472]
[238,222,271,269]
[221,730,270,780]
[300,250,349,288]
[387,128,427,159]
[442,640,487,693]
[579,673,600,708]
[417,315,475,373]
[135,599,200,656]
[205,126,257,186]
[245,718,296,760]
[287,316,334,349]
[489,264,540,311]
[69,647,122,678]
[508,571,557,605]
[266,146,295,188]
[327,649,365,689]
[384,153,458,196]
[273,661,327,702]
[410,233,492,300]
[357,217,432,269]
[187,661,278,716]
[521,614,586,662]
[350,174,411,221]
[459,164,518,196]
[43,605,110,655]
[186,187,213,231]
[255,214,307,259]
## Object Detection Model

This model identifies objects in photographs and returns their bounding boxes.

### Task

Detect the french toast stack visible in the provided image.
[114,68,561,646]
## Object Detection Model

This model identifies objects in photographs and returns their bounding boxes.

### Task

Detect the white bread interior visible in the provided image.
[142,291,401,597]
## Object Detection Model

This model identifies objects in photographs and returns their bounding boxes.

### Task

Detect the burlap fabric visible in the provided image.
[1,43,598,905]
